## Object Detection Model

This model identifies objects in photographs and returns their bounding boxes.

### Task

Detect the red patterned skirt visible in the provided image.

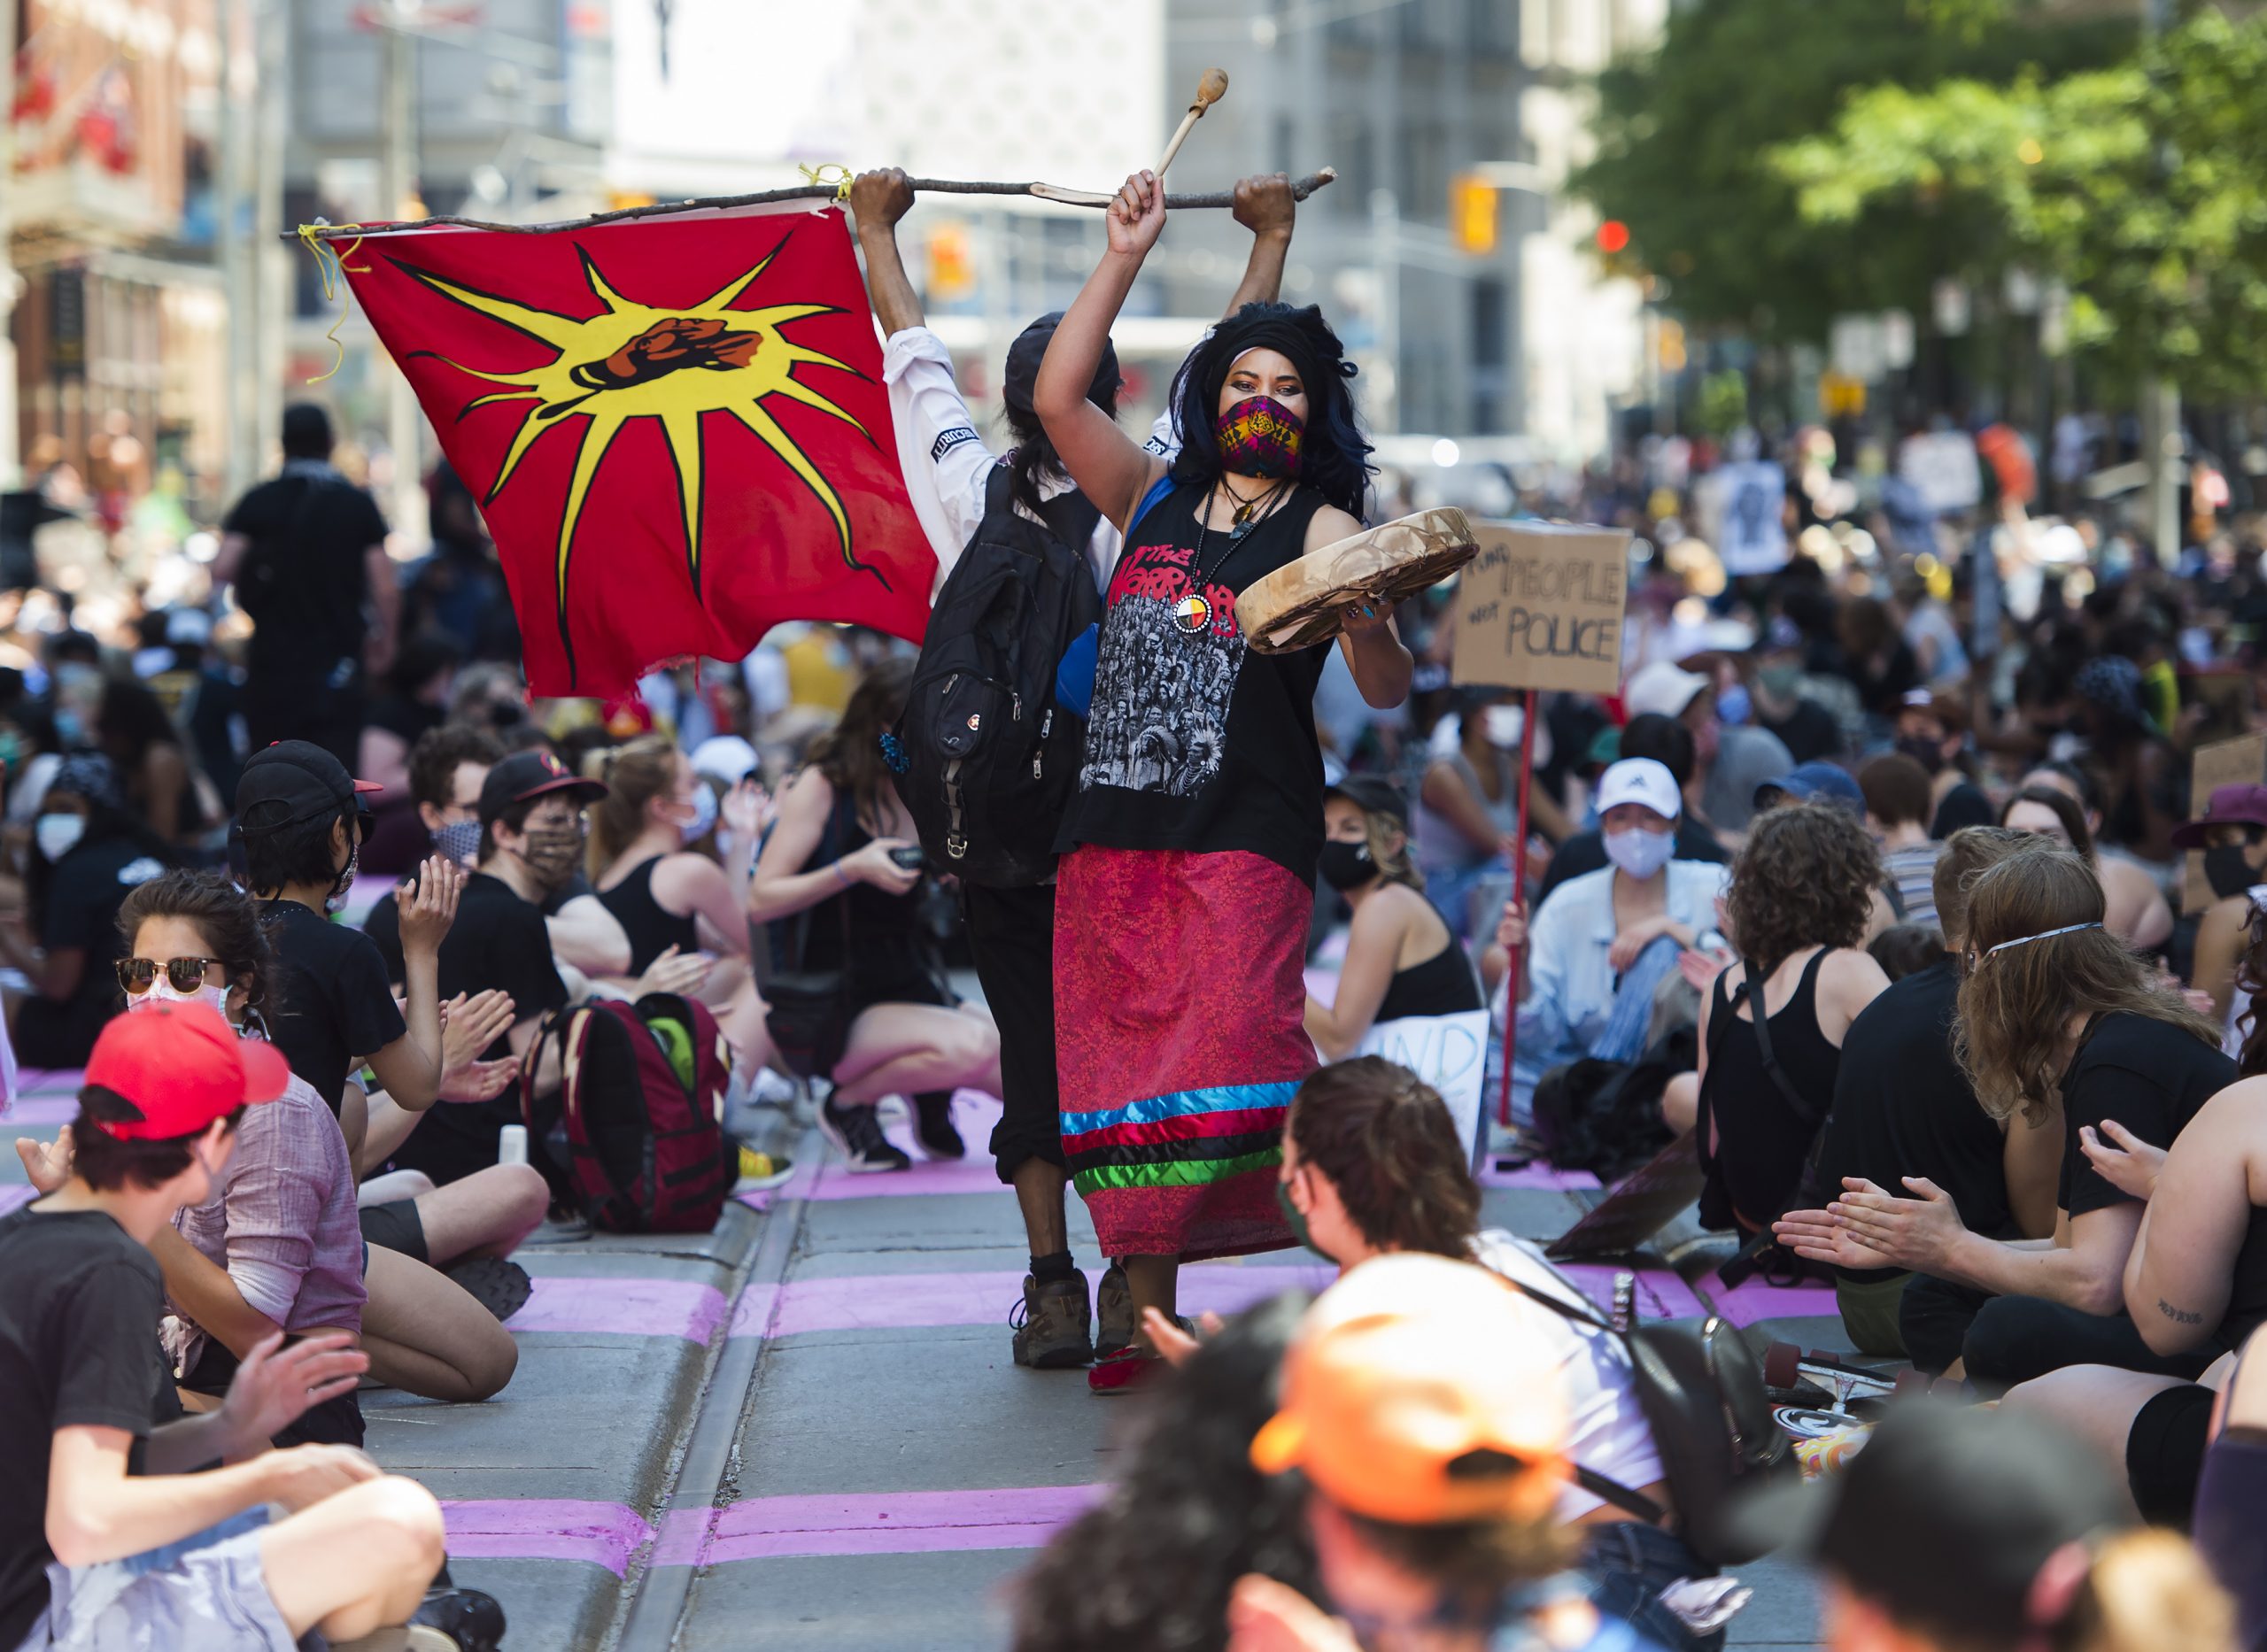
[1054,845,1313,1261]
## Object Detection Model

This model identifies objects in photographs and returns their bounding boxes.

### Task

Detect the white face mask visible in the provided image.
[1482,705,1525,749]
[125,979,230,1017]
[679,784,717,845]
[35,813,84,862]
[1603,824,1675,882]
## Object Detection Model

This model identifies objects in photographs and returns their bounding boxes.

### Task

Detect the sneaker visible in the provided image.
[414,1587,507,1652]
[1095,1262,1135,1358]
[1010,1273,1094,1369]
[1087,1344,1168,1396]
[817,1097,911,1173]
[331,1590,504,1652]
[537,1204,592,1242]
[913,1092,966,1161]
[735,1144,795,1190]
[444,1256,532,1323]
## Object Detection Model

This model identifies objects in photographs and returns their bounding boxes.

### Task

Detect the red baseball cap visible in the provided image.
[83,1002,292,1140]
[2170,784,2267,850]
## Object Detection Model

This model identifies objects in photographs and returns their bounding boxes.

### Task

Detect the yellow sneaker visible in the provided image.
[736,1145,794,1190]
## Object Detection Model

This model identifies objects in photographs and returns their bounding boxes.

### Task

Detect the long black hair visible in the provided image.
[1005,390,1120,520]
[1009,1291,1319,1652]
[1169,302,1373,519]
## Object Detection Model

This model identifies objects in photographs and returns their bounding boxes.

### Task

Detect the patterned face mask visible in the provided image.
[1213,394,1304,479]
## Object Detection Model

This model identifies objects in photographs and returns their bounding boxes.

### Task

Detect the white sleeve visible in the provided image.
[882,326,1001,594]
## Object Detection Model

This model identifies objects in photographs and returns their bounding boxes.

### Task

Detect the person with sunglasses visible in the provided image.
[235,742,459,1123]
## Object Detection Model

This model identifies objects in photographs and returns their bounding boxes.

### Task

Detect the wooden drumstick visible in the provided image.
[1155,67,1230,181]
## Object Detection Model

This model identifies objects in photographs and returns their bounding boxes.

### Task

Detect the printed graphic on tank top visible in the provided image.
[1062,483,1333,882]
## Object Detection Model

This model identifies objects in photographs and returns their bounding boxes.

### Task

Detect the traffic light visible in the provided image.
[1596,219,1630,255]
[925,222,974,300]
[1450,174,1498,256]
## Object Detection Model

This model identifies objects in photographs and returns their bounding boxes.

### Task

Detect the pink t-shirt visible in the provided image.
[164,1062,366,1376]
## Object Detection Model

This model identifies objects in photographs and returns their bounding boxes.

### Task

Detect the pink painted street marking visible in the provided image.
[2,1096,75,1125]
[1695,1270,1839,1328]
[1480,1162,1603,1192]
[663,1485,1106,1563]
[439,1500,655,1575]
[0,1186,33,1215]
[506,1277,730,1344]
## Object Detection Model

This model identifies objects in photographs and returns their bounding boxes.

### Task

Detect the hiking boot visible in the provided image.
[913,1092,966,1161]
[1010,1273,1094,1369]
[444,1256,531,1323]
[1094,1262,1135,1358]
[817,1097,911,1173]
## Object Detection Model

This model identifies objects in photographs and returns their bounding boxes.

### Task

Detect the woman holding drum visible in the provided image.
[1033,166,1415,1393]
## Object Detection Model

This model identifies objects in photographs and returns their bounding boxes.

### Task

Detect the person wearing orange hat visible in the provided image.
[0,1004,503,1652]
[1230,1254,1663,1652]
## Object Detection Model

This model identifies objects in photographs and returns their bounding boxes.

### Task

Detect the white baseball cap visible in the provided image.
[1595,757,1682,822]
[1622,659,1710,720]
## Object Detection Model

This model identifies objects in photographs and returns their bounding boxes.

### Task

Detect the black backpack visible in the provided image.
[895,464,1103,888]
[1503,1272,1791,1567]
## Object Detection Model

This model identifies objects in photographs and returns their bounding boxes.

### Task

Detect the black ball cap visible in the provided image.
[1324,773,1410,829]
[1730,1402,2130,1645]
[1002,312,1120,417]
[236,740,382,836]
[476,748,608,826]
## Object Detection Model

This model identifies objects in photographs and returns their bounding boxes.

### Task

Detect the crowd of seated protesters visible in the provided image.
[2017,759,2175,953]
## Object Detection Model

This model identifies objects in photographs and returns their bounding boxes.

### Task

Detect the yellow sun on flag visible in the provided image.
[399,235,878,664]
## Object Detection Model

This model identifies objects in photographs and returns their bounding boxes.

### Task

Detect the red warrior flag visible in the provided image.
[340,203,935,696]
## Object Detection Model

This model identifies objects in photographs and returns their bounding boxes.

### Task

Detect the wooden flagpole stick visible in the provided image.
[1155,68,1230,181]
[287,166,1333,242]
[1495,688,1541,1130]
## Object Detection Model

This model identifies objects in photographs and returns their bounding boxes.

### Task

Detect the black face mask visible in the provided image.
[1896,735,1947,776]
[1319,838,1377,892]
[2204,842,2260,900]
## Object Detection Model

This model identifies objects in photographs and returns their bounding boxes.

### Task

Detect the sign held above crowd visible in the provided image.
[1451,520,1632,696]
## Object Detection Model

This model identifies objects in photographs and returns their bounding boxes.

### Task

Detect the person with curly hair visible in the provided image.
[1692,801,1890,1237]
[1776,843,2232,1393]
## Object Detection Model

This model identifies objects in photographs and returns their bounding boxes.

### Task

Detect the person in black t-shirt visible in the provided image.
[357,630,464,876]
[1807,827,2056,1357]
[214,404,398,775]
[380,750,590,1187]
[0,753,169,1065]
[0,1004,488,1651]
[1778,842,2232,1393]
[235,743,454,1136]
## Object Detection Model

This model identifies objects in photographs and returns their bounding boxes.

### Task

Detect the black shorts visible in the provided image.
[2128,1382,2216,1528]
[185,1334,365,1448]
[358,1197,429,1263]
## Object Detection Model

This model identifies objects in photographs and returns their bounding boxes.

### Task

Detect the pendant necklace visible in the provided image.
[1174,478,1289,636]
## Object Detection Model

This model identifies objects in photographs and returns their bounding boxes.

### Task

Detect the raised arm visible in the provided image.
[1221,174,1296,317]
[851,169,925,336]
[1033,171,1172,533]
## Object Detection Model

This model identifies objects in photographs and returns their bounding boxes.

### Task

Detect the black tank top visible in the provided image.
[595,856,700,977]
[788,788,943,988]
[1060,481,1335,882]
[2223,1209,2267,1347]
[1700,947,1843,1229]
[1374,943,1484,1023]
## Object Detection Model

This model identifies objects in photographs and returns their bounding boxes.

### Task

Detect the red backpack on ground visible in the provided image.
[520,992,734,1233]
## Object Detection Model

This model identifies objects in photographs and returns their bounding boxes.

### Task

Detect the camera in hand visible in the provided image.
[887,845,926,871]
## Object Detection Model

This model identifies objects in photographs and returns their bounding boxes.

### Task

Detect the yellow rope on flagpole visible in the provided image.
[294,222,373,384]
[794,164,854,202]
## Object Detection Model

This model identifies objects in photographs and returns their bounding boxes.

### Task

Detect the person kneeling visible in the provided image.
[0,1006,500,1652]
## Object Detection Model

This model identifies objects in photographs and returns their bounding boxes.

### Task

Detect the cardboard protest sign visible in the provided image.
[2183,731,2267,915]
[1701,460,1789,576]
[1356,1009,1492,1170]
[1451,521,1632,696]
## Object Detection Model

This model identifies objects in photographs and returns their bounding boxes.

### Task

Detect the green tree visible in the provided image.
[1771,10,2267,399]
[1572,0,2132,341]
